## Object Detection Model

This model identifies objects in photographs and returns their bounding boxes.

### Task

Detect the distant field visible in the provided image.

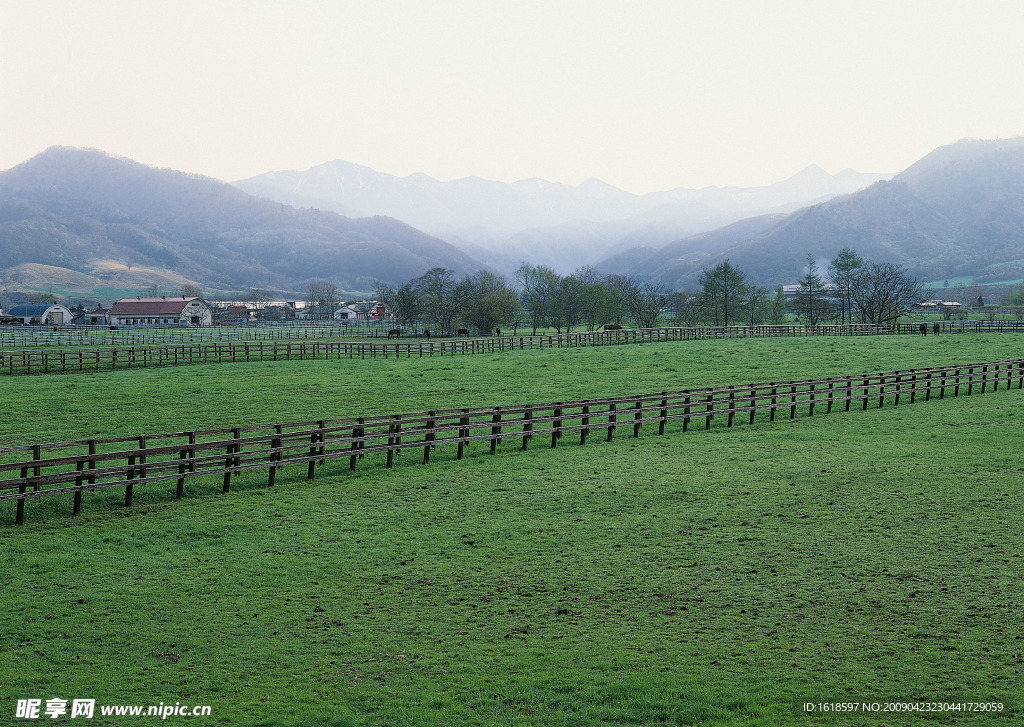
[2,336,1023,725]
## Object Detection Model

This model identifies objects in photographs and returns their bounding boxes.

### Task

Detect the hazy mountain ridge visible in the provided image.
[234,160,890,273]
[0,147,485,295]
[621,138,1024,289]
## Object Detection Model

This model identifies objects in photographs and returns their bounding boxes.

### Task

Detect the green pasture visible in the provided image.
[2,335,1023,725]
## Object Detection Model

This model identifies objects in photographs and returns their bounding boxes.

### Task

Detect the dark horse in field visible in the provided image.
[387,329,401,338]
[456,328,470,337]
[603,323,623,331]
[422,329,431,338]
[494,328,501,337]
[933,323,940,335]
[919,323,928,336]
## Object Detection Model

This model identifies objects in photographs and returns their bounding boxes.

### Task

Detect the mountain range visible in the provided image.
[3,138,1024,301]
[235,161,889,274]
[619,137,1024,289]
[0,147,482,297]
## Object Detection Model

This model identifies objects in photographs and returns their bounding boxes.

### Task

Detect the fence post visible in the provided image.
[268,424,283,487]
[894,376,901,406]
[125,450,136,507]
[350,418,364,470]
[223,428,240,492]
[522,407,533,450]
[387,415,401,468]
[177,432,194,497]
[551,406,563,448]
[74,459,84,515]
[307,422,322,479]
[705,392,714,430]
[490,409,502,454]
[580,404,590,444]
[924,372,931,401]
[424,411,436,463]
[607,402,617,441]
[808,384,816,416]
[660,392,669,434]
[683,394,691,431]
[458,410,471,458]
[862,377,870,410]
[789,385,798,420]
[727,387,736,427]
[632,398,643,437]
[968,367,974,396]
[826,382,834,414]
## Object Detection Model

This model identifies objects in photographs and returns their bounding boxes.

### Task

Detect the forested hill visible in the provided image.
[0,147,484,294]
[621,137,1024,289]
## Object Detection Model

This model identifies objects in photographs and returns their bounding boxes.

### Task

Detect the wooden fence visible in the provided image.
[0,324,901,376]
[3,358,1022,525]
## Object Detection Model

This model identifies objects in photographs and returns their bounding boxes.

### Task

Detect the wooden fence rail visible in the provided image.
[0,324,905,376]
[3,358,1022,525]
[4,318,1024,351]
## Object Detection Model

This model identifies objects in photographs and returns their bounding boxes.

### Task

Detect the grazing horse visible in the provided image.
[456,328,469,337]
[933,323,940,336]
[603,323,623,331]
[494,327,501,337]
[387,329,401,338]
[919,323,928,336]
[422,329,431,338]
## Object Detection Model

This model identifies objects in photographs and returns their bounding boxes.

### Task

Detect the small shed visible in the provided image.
[6,304,75,325]
[75,308,110,325]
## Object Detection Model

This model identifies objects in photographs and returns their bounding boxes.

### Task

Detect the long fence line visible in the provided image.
[3,358,1021,525]
[3,322,1024,376]
[0,324,904,376]
[3,318,1024,351]
[0,323,396,349]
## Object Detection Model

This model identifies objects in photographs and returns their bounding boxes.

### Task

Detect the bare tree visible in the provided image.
[246,289,273,320]
[460,271,521,334]
[698,260,748,326]
[414,268,473,335]
[516,263,560,334]
[373,281,421,327]
[850,262,923,324]
[828,247,863,324]
[622,279,669,328]
[177,283,203,298]
[666,291,701,326]
[306,280,340,320]
[766,286,788,324]
[743,285,771,326]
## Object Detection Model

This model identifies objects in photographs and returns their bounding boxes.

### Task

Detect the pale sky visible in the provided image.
[3,0,1024,194]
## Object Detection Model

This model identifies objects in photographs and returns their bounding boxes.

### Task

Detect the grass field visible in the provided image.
[2,335,1023,725]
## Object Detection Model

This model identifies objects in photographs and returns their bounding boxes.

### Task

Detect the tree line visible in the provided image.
[678,249,922,326]
[311,247,923,335]
[371,265,670,336]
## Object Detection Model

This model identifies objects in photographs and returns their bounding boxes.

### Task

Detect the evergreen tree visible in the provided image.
[796,254,831,325]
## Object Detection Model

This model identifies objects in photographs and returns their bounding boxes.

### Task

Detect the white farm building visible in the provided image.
[6,304,74,325]
[108,296,213,327]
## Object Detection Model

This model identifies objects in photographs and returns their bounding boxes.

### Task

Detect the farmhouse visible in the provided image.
[6,304,74,325]
[108,296,213,327]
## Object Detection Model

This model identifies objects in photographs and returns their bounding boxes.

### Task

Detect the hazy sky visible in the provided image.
[3,0,1024,194]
